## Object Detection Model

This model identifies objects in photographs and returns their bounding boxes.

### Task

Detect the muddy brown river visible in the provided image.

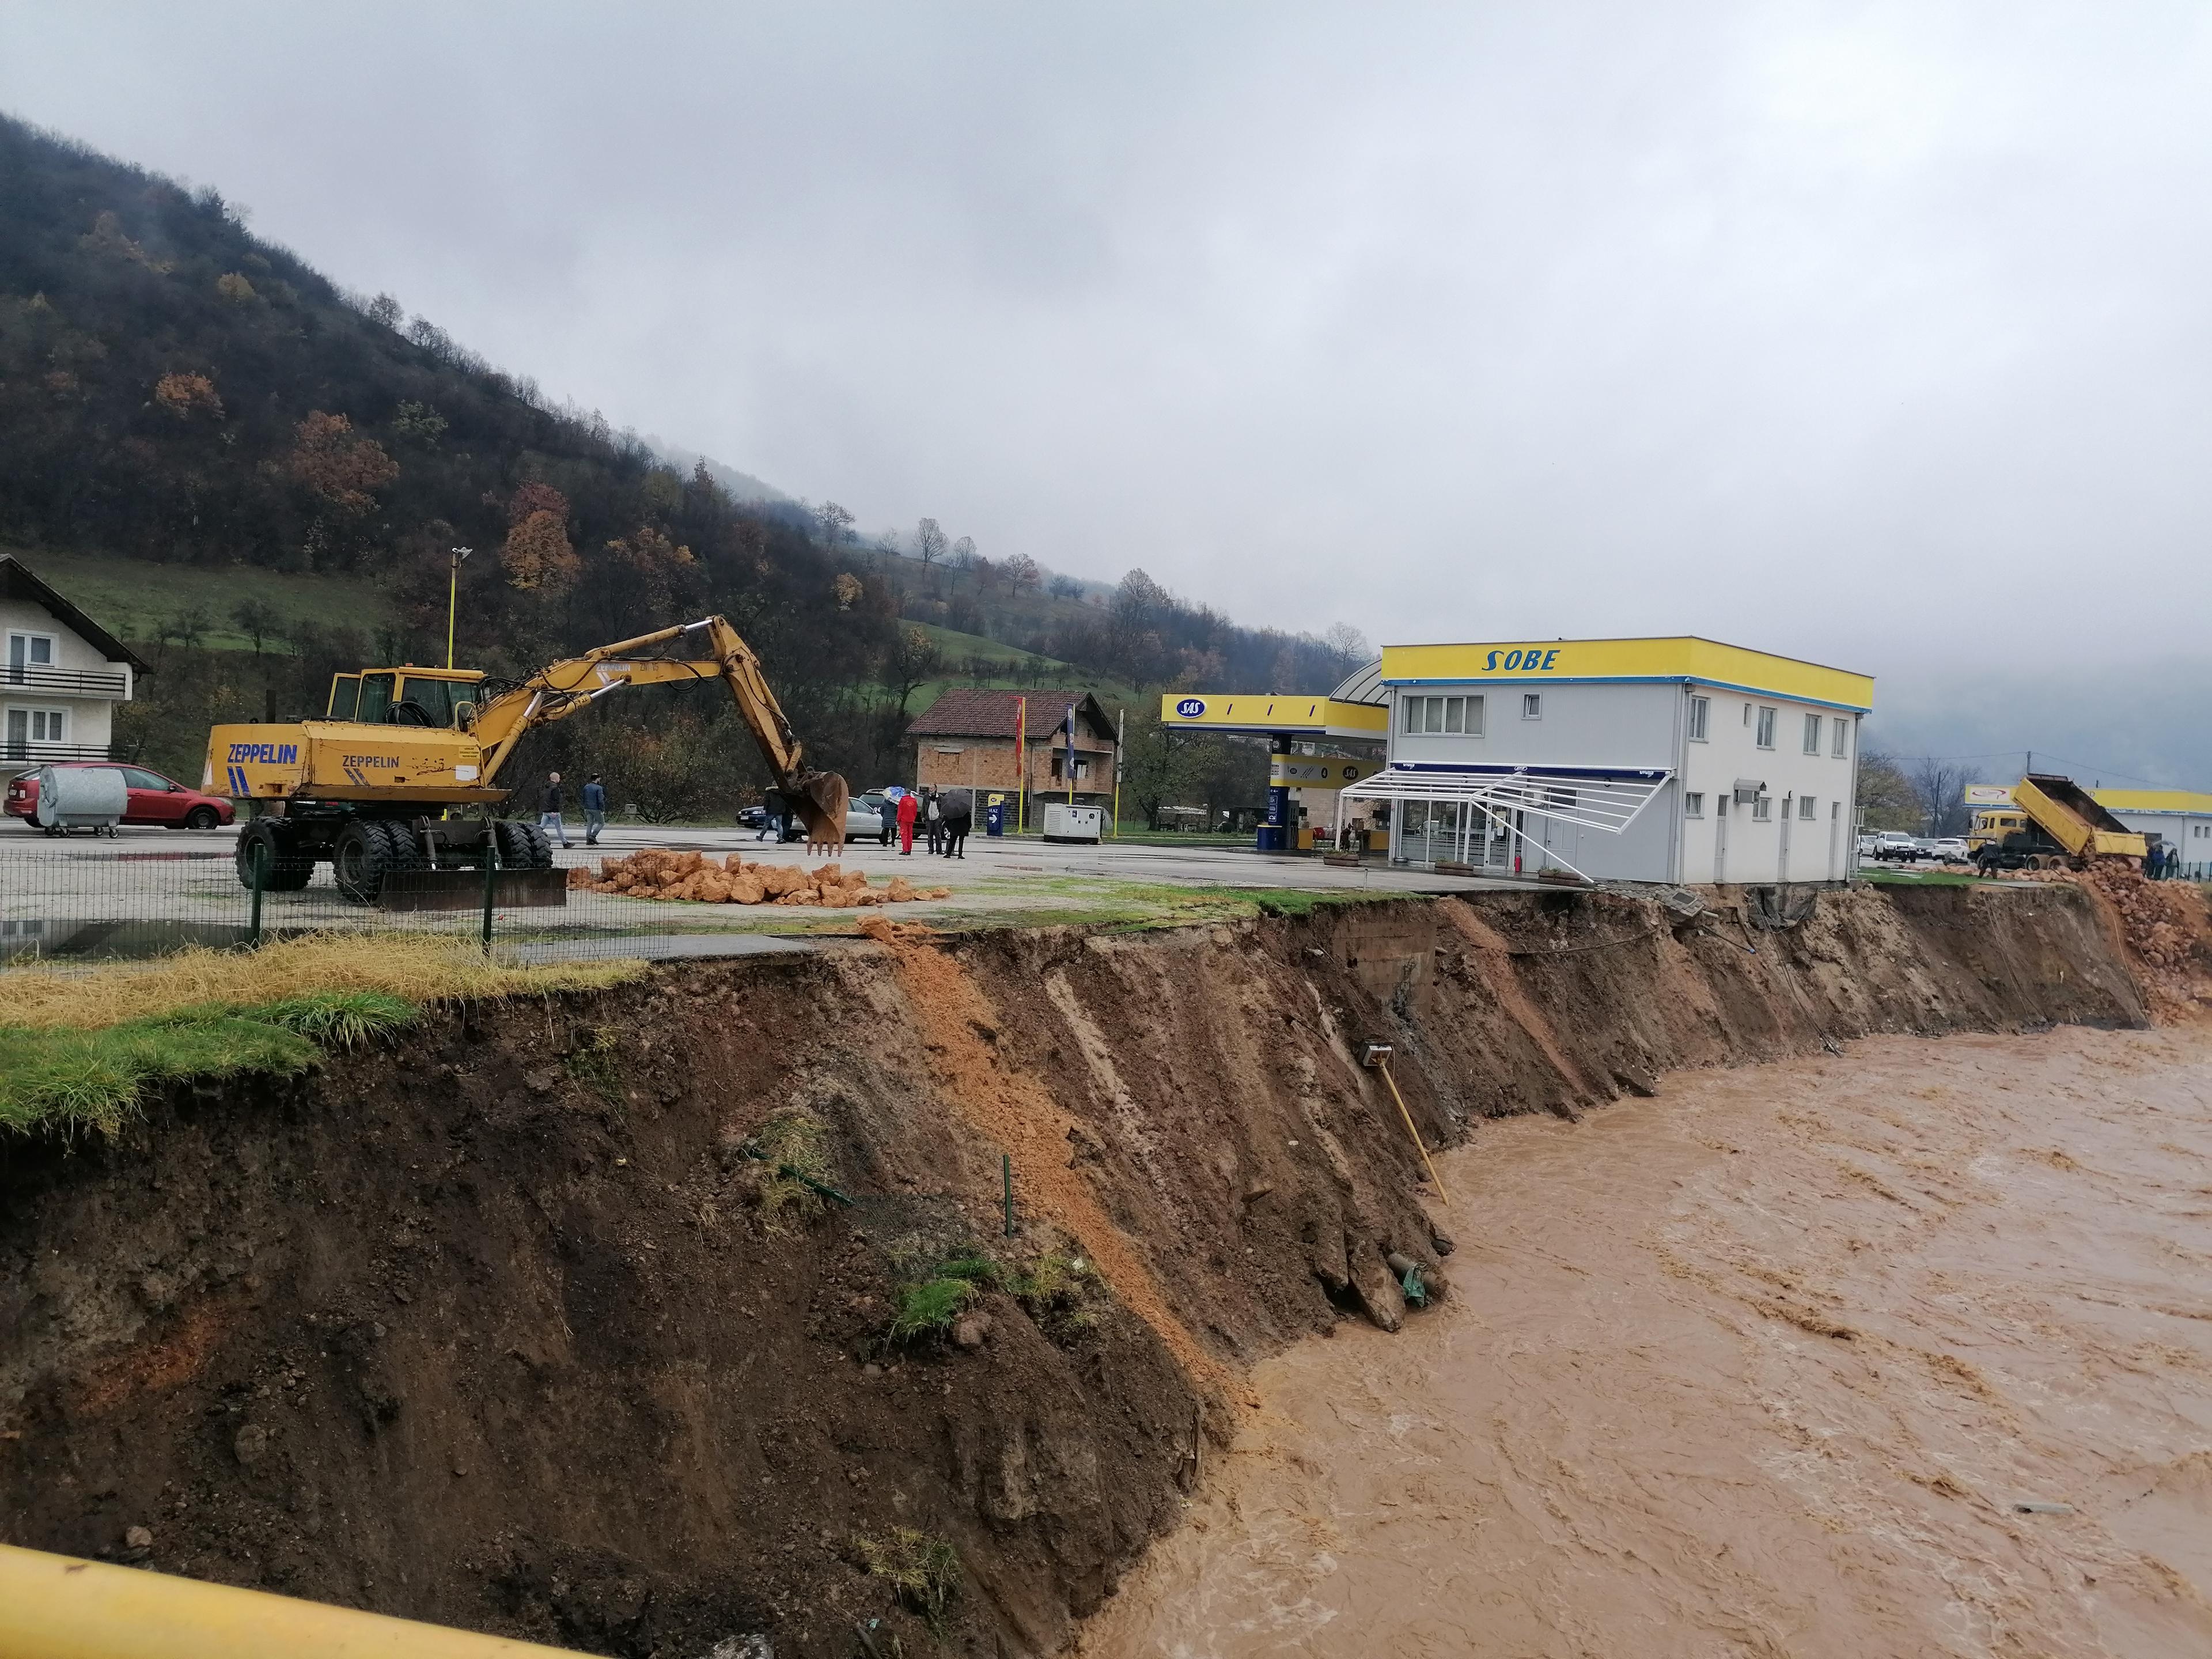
[1082,1026,2212,1658]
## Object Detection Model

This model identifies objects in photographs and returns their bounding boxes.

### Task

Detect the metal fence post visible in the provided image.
[480,824,499,952]
[248,839,266,947]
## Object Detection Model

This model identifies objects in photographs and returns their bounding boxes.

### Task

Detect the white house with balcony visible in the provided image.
[1,555,147,766]
[1338,636,1874,885]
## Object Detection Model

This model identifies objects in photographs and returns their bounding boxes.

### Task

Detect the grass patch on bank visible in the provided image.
[855,1526,963,1631]
[1,938,644,1140]
[4,933,640,1031]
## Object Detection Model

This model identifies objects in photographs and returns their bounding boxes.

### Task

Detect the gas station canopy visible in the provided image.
[1158,694,1389,740]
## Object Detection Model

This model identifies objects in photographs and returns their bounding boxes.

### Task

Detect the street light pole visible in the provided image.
[446,547,472,669]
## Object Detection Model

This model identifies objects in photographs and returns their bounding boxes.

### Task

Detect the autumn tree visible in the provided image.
[606,525,699,620]
[288,411,399,514]
[215,272,257,304]
[501,482,579,592]
[153,372,222,419]
[1003,553,1041,593]
[1855,751,1922,833]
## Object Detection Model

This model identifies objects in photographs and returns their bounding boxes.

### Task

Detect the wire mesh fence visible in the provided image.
[0,832,829,971]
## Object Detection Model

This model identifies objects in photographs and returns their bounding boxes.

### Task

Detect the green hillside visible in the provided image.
[9,545,397,653]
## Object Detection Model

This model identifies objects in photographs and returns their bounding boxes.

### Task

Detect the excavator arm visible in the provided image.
[468,617,847,839]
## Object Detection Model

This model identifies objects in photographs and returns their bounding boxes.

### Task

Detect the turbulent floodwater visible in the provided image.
[1081,1026,2212,1658]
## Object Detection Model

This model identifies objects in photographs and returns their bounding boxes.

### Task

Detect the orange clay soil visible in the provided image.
[859,916,1250,1408]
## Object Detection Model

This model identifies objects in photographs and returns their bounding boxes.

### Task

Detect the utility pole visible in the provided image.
[446,547,472,669]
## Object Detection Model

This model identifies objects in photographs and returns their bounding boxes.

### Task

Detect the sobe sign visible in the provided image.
[1483,647,1563,671]
[1175,698,1206,717]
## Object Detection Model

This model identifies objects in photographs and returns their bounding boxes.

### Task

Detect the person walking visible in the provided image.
[878,791,898,847]
[940,788,972,858]
[896,787,919,855]
[539,772,571,848]
[581,774,608,846]
[925,790,944,854]
[759,787,785,842]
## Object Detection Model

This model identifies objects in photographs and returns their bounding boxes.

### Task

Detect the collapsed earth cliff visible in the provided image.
[0,880,2183,1657]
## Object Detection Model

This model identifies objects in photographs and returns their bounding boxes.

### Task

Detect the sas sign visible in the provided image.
[1483,647,1562,672]
[1175,698,1207,717]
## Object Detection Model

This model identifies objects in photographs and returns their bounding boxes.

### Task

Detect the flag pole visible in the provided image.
[1016,696,1027,834]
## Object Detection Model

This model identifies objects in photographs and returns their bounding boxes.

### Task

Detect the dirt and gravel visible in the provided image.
[0,880,2187,1656]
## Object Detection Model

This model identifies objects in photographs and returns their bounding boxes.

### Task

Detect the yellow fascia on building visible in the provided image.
[1157,694,1391,737]
[1382,636,1874,713]
[2092,788,2212,815]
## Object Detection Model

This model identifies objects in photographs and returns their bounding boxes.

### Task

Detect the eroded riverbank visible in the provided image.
[1082,1025,2212,1658]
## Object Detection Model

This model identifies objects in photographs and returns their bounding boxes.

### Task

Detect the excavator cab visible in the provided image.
[326,667,487,730]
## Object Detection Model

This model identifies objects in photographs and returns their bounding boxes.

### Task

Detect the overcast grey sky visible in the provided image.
[4,3,2209,778]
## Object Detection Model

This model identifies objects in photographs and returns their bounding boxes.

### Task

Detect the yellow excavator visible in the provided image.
[203,616,849,902]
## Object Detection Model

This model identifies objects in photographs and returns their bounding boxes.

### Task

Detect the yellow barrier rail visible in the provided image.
[0,1544,603,1659]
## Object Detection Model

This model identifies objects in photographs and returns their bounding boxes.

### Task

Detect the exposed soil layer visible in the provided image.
[0,882,2164,1656]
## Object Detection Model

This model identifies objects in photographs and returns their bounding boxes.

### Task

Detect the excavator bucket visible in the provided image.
[790,771,851,844]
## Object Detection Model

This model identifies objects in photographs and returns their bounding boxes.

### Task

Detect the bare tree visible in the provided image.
[880,625,945,718]
[1908,757,1983,836]
[1322,622,1373,679]
[914,517,949,568]
[815,501,854,548]
[1003,553,1041,593]
[950,535,976,574]
[1855,751,1921,832]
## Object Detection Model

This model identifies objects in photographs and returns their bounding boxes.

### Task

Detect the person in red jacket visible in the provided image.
[896,788,919,855]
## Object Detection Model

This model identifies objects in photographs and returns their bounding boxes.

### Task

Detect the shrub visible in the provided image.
[855,1527,961,1630]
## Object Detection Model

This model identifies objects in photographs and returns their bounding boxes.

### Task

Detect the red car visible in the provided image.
[6,762,234,830]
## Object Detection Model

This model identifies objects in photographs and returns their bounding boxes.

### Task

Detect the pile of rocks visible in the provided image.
[567,849,949,908]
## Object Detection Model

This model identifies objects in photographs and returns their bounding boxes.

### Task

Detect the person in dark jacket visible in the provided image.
[925,789,944,854]
[940,788,972,858]
[581,774,608,844]
[759,787,786,842]
[878,792,898,847]
[539,772,571,848]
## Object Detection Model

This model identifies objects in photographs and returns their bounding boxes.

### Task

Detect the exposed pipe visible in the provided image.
[0,1543,603,1659]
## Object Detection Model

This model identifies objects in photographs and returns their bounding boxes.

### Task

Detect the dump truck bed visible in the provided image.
[2012,774,2147,861]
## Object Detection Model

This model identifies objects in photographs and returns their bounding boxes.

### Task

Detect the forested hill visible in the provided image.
[0,112,1358,814]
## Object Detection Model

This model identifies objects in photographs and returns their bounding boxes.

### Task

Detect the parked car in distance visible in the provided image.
[1868,831,1920,861]
[1926,836,1971,862]
[847,792,892,841]
[1855,834,1880,858]
[734,804,804,842]
[6,762,234,830]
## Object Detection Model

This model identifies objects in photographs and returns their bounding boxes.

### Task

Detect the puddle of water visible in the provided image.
[1082,1026,2212,1658]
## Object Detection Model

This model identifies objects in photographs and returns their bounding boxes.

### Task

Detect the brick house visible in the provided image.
[1,555,147,763]
[906,689,1119,809]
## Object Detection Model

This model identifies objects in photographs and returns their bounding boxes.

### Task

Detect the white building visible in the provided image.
[1344,636,1873,885]
[1,556,146,765]
[2093,790,2212,880]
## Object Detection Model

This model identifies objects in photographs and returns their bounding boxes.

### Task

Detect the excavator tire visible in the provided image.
[332,819,400,904]
[234,821,313,892]
[493,819,555,870]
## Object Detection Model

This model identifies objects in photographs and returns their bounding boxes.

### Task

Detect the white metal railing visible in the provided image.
[1338,764,1672,881]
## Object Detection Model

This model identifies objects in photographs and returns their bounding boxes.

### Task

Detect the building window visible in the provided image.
[1752,793,1772,821]
[1522,693,1541,720]
[1832,718,1848,759]
[1400,694,1482,736]
[1755,706,1777,749]
[1684,791,1705,818]
[4,707,67,756]
[1798,795,1816,820]
[6,632,56,684]
[1687,695,1709,741]
[1802,713,1821,755]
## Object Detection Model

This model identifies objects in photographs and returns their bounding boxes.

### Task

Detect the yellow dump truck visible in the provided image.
[204,616,847,902]
[1971,772,2147,873]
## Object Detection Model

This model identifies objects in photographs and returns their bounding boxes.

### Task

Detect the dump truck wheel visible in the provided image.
[332,820,396,904]
[234,823,313,891]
